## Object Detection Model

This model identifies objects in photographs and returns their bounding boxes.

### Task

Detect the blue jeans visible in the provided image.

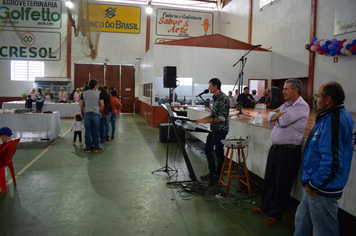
[109,113,117,137]
[204,130,228,176]
[100,112,110,140]
[84,112,100,148]
[294,193,339,236]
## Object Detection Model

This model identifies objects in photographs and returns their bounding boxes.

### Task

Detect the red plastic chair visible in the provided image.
[0,138,20,193]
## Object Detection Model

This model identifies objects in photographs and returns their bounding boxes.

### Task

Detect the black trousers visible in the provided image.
[260,145,301,220]
[73,131,82,142]
[36,101,43,111]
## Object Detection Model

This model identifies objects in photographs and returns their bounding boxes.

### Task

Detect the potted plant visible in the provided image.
[21,93,28,100]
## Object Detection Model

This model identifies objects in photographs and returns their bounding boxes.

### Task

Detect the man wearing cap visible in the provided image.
[0,127,13,165]
[58,87,67,103]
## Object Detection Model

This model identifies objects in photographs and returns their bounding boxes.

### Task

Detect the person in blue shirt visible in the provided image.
[294,82,355,236]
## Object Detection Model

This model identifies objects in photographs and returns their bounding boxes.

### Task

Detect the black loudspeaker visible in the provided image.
[159,123,185,143]
[270,86,281,109]
[163,66,177,88]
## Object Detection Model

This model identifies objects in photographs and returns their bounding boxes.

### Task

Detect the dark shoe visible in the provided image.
[83,147,91,153]
[200,173,212,180]
[105,136,109,141]
[93,147,103,152]
[265,218,278,227]
[100,140,104,143]
[251,208,265,214]
[111,136,114,140]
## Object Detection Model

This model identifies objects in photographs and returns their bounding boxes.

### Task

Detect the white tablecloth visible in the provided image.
[0,111,61,141]
[2,101,80,118]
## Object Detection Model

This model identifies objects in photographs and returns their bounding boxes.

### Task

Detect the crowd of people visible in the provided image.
[227,87,272,108]
[195,78,354,235]
[25,87,83,112]
[5,78,354,235]
[77,79,122,152]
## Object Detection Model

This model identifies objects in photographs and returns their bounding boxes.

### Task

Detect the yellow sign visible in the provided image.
[84,4,140,34]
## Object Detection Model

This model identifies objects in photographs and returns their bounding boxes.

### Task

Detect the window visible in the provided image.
[177,77,192,86]
[260,0,278,10]
[11,60,44,81]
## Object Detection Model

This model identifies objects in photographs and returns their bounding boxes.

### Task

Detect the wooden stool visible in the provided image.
[217,146,251,197]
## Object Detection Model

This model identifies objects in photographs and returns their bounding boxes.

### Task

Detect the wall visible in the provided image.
[314,0,356,112]
[0,1,68,98]
[220,0,356,112]
[138,44,271,103]
[217,0,250,43]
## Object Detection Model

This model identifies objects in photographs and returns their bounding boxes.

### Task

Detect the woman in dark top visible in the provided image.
[98,85,111,142]
[35,88,44,111]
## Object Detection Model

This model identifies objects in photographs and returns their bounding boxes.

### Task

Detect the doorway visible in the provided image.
[74,63,135,113]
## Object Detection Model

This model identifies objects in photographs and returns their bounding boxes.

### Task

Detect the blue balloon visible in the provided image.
[330,50,336,56]
[353,51,356,55]
[346,44,352,50]
[332,45,337,51]
[353,39,356,45]
[312,37,318,42]
[321,45,327,50]
[326,40,331,45]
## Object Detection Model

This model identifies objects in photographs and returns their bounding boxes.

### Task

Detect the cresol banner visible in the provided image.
[156,8,213,37]
[0,30,61,60]
[0,0,62,29]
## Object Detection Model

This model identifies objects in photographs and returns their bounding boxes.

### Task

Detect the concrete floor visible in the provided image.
[0,114,297,236]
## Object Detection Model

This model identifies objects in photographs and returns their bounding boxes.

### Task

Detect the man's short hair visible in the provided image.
[322,82,345,106]
[243,87,249,90]
[285,78,302,95]
[209,78,221,90]
[88,79,98,89]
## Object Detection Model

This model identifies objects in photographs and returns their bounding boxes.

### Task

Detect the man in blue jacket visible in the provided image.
[294,82,355,236]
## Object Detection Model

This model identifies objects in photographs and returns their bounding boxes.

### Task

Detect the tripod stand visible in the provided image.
[151,115,176,178]
[232,45,261,96]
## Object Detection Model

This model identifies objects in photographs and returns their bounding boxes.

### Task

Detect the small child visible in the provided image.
[0,127,13,173]
[70,113,83,145]
[25,95,34,109]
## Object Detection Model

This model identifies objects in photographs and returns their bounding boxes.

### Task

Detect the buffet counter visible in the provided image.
[0,111,61,141]
[2,101,80,118]
[187,106,356,216]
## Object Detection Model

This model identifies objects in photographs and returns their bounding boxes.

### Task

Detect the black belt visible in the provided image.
[273,144,301,149]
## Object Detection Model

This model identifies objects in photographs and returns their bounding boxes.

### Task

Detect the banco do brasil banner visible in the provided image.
[84,4,140,34]
[0,0,62,28]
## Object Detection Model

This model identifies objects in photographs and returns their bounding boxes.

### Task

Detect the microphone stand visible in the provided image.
[229,105,253,118]
[232,45,258,95]
[196,94,220,186]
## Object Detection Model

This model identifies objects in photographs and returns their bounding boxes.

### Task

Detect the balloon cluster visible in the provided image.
[308,37,356,56]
